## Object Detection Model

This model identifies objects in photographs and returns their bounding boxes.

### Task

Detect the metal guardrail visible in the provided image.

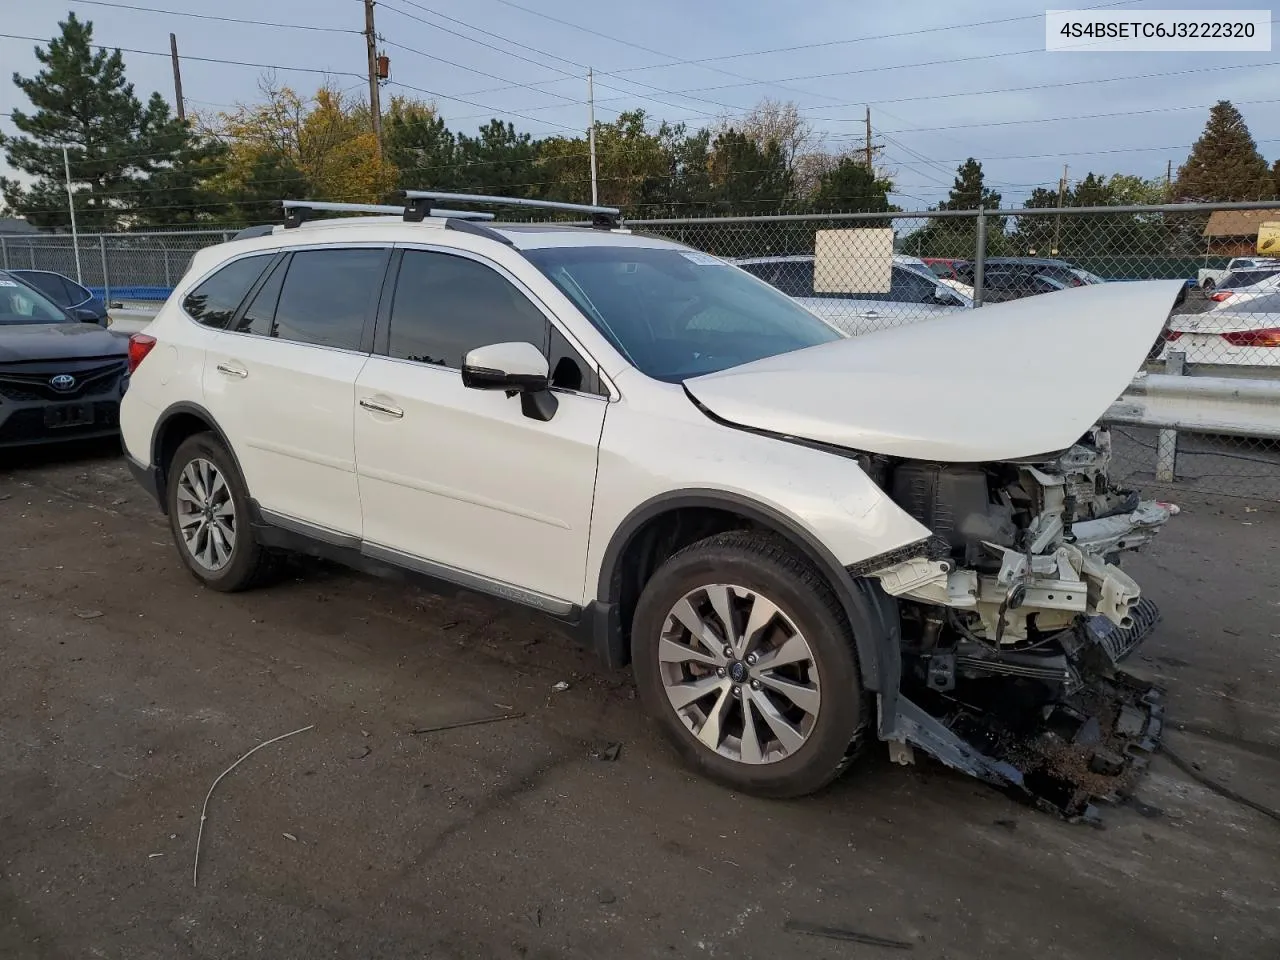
[1107,374,1280,441]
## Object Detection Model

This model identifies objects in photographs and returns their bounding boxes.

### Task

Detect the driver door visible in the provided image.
[353,248,608,609]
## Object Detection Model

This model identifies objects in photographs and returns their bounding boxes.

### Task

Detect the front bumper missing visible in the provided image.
[883,606,1165,822]
[868,514,1169,820]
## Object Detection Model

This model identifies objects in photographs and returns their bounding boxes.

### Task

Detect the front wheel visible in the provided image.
[165,433,277,592]
[631,532,870,798]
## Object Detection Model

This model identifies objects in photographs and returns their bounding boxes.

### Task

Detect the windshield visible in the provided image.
[0,272,70,325]
[524,245,842,381]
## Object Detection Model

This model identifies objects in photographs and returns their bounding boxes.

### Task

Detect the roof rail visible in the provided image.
[402,190,621,229]
[280,199,494,229]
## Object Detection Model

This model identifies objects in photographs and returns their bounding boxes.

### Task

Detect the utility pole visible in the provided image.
[1052,162,1068,255]
[1165,158,1173,200]
[587,68,599,206]
[169,33,185,122]
[62,145,82,284]
[364,0,383,157]
[864,106,873,171]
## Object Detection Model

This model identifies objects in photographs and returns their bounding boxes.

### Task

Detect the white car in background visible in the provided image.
[1202,266,1280,308]
[731,254,972,336]
[1197,256,1280,290]
[1163,289,1280,366]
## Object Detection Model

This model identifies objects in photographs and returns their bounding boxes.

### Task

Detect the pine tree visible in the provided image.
[0,13,199,229]
[1173,101,1274,202]
[938,158,1002,211]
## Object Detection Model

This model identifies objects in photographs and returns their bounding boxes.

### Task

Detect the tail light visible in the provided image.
[127,333,157,373]
[1222,327,1280,347]
[1210,291,1234,302]
[1163,330,1183,341]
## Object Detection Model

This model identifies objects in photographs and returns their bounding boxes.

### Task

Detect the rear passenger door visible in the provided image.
[202,245,390,538]
[353,247,607,608]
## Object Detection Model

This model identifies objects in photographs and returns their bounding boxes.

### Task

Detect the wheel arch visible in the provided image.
[149,401,245,514]
[594,489,894,696]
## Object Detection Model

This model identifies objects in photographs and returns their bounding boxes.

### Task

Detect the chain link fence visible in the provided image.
[4,202,1278,500]
[0,229,232,302]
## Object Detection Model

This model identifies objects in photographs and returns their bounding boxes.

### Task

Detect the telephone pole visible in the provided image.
[363,0,383,157]
[864,106,873,170]
[1165,158,1173,200]
[169,33,185,122]
[587,68,599,206]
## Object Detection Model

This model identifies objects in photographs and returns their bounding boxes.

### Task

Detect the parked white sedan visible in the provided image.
[1163,290,1280,367]
[732,254,971,336]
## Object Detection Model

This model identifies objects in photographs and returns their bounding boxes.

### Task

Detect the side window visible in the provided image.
[269,248,386,350]
[233,256,288,336]
[889,267,936,303]
[183,255,273,328]
[388,250,548,369]
[62,277,91,305]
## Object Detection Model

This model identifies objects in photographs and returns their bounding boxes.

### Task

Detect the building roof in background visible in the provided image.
[0,217,39,234]
[1203,208,1278,238]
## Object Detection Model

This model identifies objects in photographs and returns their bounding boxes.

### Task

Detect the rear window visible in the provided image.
[1234,292,1280,313]
[1219,269,1278,290]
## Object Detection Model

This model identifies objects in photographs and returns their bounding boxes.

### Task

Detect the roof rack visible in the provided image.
[280,199,494,229]
[402,190,622,229]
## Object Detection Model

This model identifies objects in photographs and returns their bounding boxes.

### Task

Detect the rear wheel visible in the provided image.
[631,531,870,798]
[166,433,277,591]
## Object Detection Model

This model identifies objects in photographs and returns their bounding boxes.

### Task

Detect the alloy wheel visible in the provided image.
[175,457,237,571]
[658,583,821,764]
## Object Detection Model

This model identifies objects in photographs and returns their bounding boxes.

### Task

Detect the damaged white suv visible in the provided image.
[120,194,1179,814]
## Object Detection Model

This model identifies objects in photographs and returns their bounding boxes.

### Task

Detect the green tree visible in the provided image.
[910,158,1003,258]
[707,128,791,213]
[938,157,1002,211]
[385,97,456,193]
[806,156,894,213]
[0,13,200,229]
[1173,100,1274,202]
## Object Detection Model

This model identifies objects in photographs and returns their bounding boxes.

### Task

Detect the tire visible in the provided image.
[631,531,871,799]
[165,432,277,592]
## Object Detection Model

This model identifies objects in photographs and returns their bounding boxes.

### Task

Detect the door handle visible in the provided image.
[861,310,881,318]
[359,397,404,419]
[216,362,248,379]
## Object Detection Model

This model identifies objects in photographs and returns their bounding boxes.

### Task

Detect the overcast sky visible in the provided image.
[1,0,1277,208]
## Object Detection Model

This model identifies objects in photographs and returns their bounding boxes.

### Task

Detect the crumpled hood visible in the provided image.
[685,280,1183,462]
[0,322,126,363]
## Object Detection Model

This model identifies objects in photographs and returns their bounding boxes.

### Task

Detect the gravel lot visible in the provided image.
[2,441,1278,960]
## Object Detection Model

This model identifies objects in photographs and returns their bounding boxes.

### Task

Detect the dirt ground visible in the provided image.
[2,441,1278,960]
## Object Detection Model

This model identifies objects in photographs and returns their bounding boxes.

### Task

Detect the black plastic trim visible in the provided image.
[246,500,587,631]
[147,401,246,515]
[125,454,161,507]
[444,217,515,246]
[597,489,894,692]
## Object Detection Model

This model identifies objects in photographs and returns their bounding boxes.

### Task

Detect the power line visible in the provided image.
[868,96,1280,138]
[0,32,365,80]
[604,0,1135,73]
[66,0,360,34]
[378,0,744,121]
[474,0,841,104]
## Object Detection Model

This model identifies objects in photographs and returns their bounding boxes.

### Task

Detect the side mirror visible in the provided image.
[461,341,558,421]
[71,307,101,324]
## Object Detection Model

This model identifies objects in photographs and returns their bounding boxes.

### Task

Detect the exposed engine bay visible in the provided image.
[867,425,1170,820]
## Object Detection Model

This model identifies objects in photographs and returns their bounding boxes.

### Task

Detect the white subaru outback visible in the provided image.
[121,193,1180,812]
